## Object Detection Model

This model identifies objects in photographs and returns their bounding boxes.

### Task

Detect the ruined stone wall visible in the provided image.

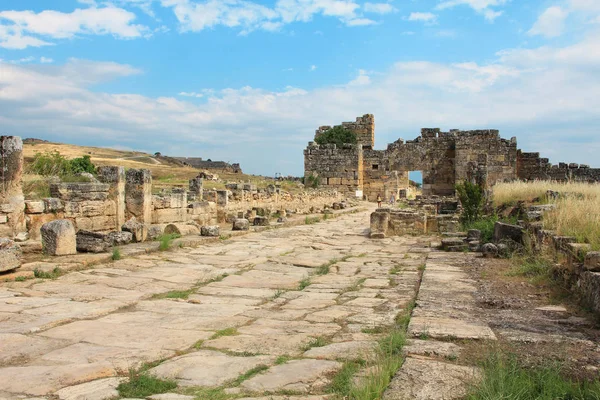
[454,130,518,187]
[304,143,363,196]
[0,136,25,237]
[174,157,242,173]
[517,151,600,182]
[152,188,188,224]
[314,114,375,149]
[305,117,528,200]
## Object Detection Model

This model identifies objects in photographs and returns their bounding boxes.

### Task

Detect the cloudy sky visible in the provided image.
[1,0,599,176]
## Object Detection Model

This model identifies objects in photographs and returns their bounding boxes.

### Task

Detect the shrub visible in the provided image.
[30,151,96,177]
[112,248,122,261]
[456,181,484,223]
[306,174,321,188]
[315,125,357,148]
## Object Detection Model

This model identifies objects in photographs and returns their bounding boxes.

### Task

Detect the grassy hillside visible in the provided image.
[22,140,298,197]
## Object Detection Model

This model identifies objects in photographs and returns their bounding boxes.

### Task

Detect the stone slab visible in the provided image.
[55,377,125,400]
[383,357,481,400]
[240,359,342,393]
[150,350,274,387]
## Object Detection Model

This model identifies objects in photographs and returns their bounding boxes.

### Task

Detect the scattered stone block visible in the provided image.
[0,238,21,272]
[370,210,389,239]
[147,225,164,240]
[164,223,200,236]
[107,231,133,246]
[481,243,498,258]
[43,197,64,212]
[200,225,220,237]
[253,216,269,226]
[493,221,524,244]
[441,237,465,251]
[233,218,249,231]
[40,219,77,256]
[25,200,45,214]
[122,217,148,242]
[584,252,600,272]
[14,232,29,242]
[467,229,481,241]
[76,231,111,253]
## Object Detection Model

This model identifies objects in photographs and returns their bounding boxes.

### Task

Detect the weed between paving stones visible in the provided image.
[33,267,64,279]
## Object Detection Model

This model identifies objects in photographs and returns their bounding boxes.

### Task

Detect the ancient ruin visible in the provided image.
[305,114,600,201]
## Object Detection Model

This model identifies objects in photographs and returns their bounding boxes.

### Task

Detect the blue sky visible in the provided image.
[1,0,599,176]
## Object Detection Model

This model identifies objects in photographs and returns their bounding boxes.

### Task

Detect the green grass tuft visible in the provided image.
[152,289,194,300]
[302,336,330,351]
[33,267,64,279]
[112,247,122,261]
[209,327,239,340]
[275,355,292,365]
[157,233,180,251]
[298,277,311,290]
[230,365,269,386]
[117,370,177,398]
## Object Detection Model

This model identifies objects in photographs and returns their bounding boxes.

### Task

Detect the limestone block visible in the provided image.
[188,201,214,215]
[25,200,45,214]
[233,218,250,231]
[584,252,600,272]
[122,217,148,242]
[43,198,64,212]
[164,223,199,236]
[76,230,112,253]
[153,208,187,224]
[50,183,110,201]
[200,225,220,237]
[493,222,524,244]
[370,210,389,239]
[170,191,187,208]
[107,231,133,246]
[253,216,269,226]
[147,224,165,240]
[0,214,7,223]
[74,216,116,232]
[40,219,77,256]
[0,238,21,272]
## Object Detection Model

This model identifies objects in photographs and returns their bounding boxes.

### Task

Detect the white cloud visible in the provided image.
[1,33,600,175]
[160,0,385,33]
[436,0,507,21]
[528,6,568,38]
[310,65,317,71]
[363,3,396,14]
[407,12,437,23]
[40,57,54,63]
[346,18,377,26]
[178,91,204,98]
[0,6,148,49]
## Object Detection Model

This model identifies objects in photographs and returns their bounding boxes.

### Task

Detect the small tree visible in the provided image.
[315,126,357,147]
[70,155,95,174]
[455,180,484,223]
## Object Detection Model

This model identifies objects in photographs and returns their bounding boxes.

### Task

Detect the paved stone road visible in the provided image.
[0,206,428,399]
[0,206,493,400]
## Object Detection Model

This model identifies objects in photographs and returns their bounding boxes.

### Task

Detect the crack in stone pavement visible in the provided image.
[0,205,445,399]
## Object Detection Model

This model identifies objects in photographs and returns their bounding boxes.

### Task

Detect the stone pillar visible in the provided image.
[216,190,228,207]
[0,136,25,238]
[97,166,126,230]
[189,177,203,200]
[125,169,152,224]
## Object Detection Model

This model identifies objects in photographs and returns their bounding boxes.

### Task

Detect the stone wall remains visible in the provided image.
[305,115,600,201]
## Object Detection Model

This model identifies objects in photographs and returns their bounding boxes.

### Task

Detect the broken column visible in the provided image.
[125,169,152,224]
[216,190,229,207]
[0,136,26,238]
[189,176,203,200]
[97,166,126,231]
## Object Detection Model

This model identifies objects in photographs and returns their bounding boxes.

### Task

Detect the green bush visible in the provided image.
[456,181,484,223]
[315,126,357,147]
[306,174,321,188]
[30,151,96,177]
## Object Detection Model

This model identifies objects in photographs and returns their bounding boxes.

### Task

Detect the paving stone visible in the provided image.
[150,350,274,387]
[303,341,376,360]
[240,359,342,393]
[408,316,496,340]
[383,357,481,400]
[0,333,68,365]
[202,334,312,356]
[148,394,195,400]
[55,377,125,400]
[403,339,462,359]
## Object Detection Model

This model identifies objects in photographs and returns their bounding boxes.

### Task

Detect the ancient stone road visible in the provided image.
[0,207,494,400]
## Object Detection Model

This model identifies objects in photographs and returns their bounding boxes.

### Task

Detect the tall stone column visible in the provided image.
[97,166,126,230]
[0,136,25,237]
[125,169,152,224]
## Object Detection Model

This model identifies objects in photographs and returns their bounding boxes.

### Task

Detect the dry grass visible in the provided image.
[22,141,303,194]
[493,181,600,248]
